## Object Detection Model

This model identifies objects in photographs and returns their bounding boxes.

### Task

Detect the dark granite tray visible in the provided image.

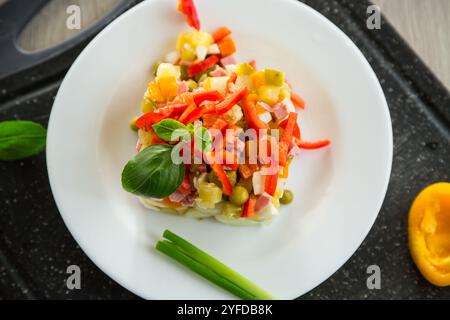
[0,0,449,299]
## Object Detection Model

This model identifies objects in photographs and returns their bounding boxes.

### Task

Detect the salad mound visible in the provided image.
[121,0,330,225]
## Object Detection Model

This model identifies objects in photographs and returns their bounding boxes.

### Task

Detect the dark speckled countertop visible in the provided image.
[0,0,449,299]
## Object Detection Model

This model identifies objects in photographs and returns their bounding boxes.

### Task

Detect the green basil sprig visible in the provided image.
[121,144,185,198]
[122,119,213,198]
[0,121,47,161]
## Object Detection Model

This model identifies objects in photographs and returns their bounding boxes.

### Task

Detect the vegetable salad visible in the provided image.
[121,0,330,225]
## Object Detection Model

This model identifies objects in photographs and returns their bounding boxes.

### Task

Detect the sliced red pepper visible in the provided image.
[279,112,297,166]
[291,92,305,109]
[177,0,200,30]
[178,174,192,194]
[264,171,278,196]
[226,72,237,93]
[279,118,301,140]
[155,103,188,117]
[215,86,249,114]
[193,90,223,105]
[241,99,269,131]
[188,55,220,77]
[241,198,256,218]
[182,106,206,125]
[210,163,232,196]
[297,139,330,149]
[135,112,165,131]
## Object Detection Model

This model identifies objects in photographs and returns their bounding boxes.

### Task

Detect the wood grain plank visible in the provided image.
[372,0,450,90]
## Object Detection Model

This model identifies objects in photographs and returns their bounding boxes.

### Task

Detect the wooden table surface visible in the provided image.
[4,0,450,90]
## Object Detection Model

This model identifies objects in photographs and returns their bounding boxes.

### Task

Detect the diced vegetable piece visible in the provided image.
[215,86,249,114]
[141,95,157,113]
[280,190,293,204]
[165,50,180,64]
[255,192,272,213]
[213,26,232,43]
[252,171,266,195]
[188,55,220,77]
[279,83,291,101]
[157,63,181,79]
[147,81,165,103]
[230,185,249,206]
[297,139,330,149]
[236,63,256,76]
[222,202,242,218]
[207,43,221,55]
[217,37,236,57]
[241,198,256,218]
[264,69,285,86]
[177,30,214,60]
[238,164,259,179]
[223,104,243,125]
[202,113,220,127]
[187,79,198,91]
[250,71,265,88]
[257,85,281,105]
[196,46,208,61]
[202,77,229,96]
[196,181,223,208]
[177,0,201,30]
[157,75,178,100]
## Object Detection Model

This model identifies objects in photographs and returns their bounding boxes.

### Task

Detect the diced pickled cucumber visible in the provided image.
[257,85,281,105]
[197,182,223,208]
[187,79,198,91]
[222,202,242,218]
[236,63,256,76]
[264,69,285,86]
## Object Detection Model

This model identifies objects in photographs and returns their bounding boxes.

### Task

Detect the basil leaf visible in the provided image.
[121,144,184,198]
[152,119,189,142]
[194,125,212,152]
[0,121,47,161]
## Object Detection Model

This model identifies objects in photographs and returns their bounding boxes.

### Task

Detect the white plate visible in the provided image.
[47,0,392,299]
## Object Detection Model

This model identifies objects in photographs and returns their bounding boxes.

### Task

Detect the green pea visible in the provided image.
[280,190,294,205]
[230,186,249,206]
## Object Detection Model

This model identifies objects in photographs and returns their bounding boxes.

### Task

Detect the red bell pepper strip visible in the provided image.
[226,72,237,93]
[136,112,165,131]
[193,90,223,105]
[279,112,297,166]
[297,139,330,149]
[215,86,249,114]
[210,163,232,196]
[155,103,188,118]
[264,170,278,196]
[291,92,305,110]
[178,94,197,123]
[182,106,206,125]
[279,118,301,141]
[212,26,231,43]
[188,55,220,77]
[241,198,256,218]
[241,99,269,131]
[177,0,200,30]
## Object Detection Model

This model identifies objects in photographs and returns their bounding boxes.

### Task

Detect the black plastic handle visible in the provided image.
[0,0,137,80]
